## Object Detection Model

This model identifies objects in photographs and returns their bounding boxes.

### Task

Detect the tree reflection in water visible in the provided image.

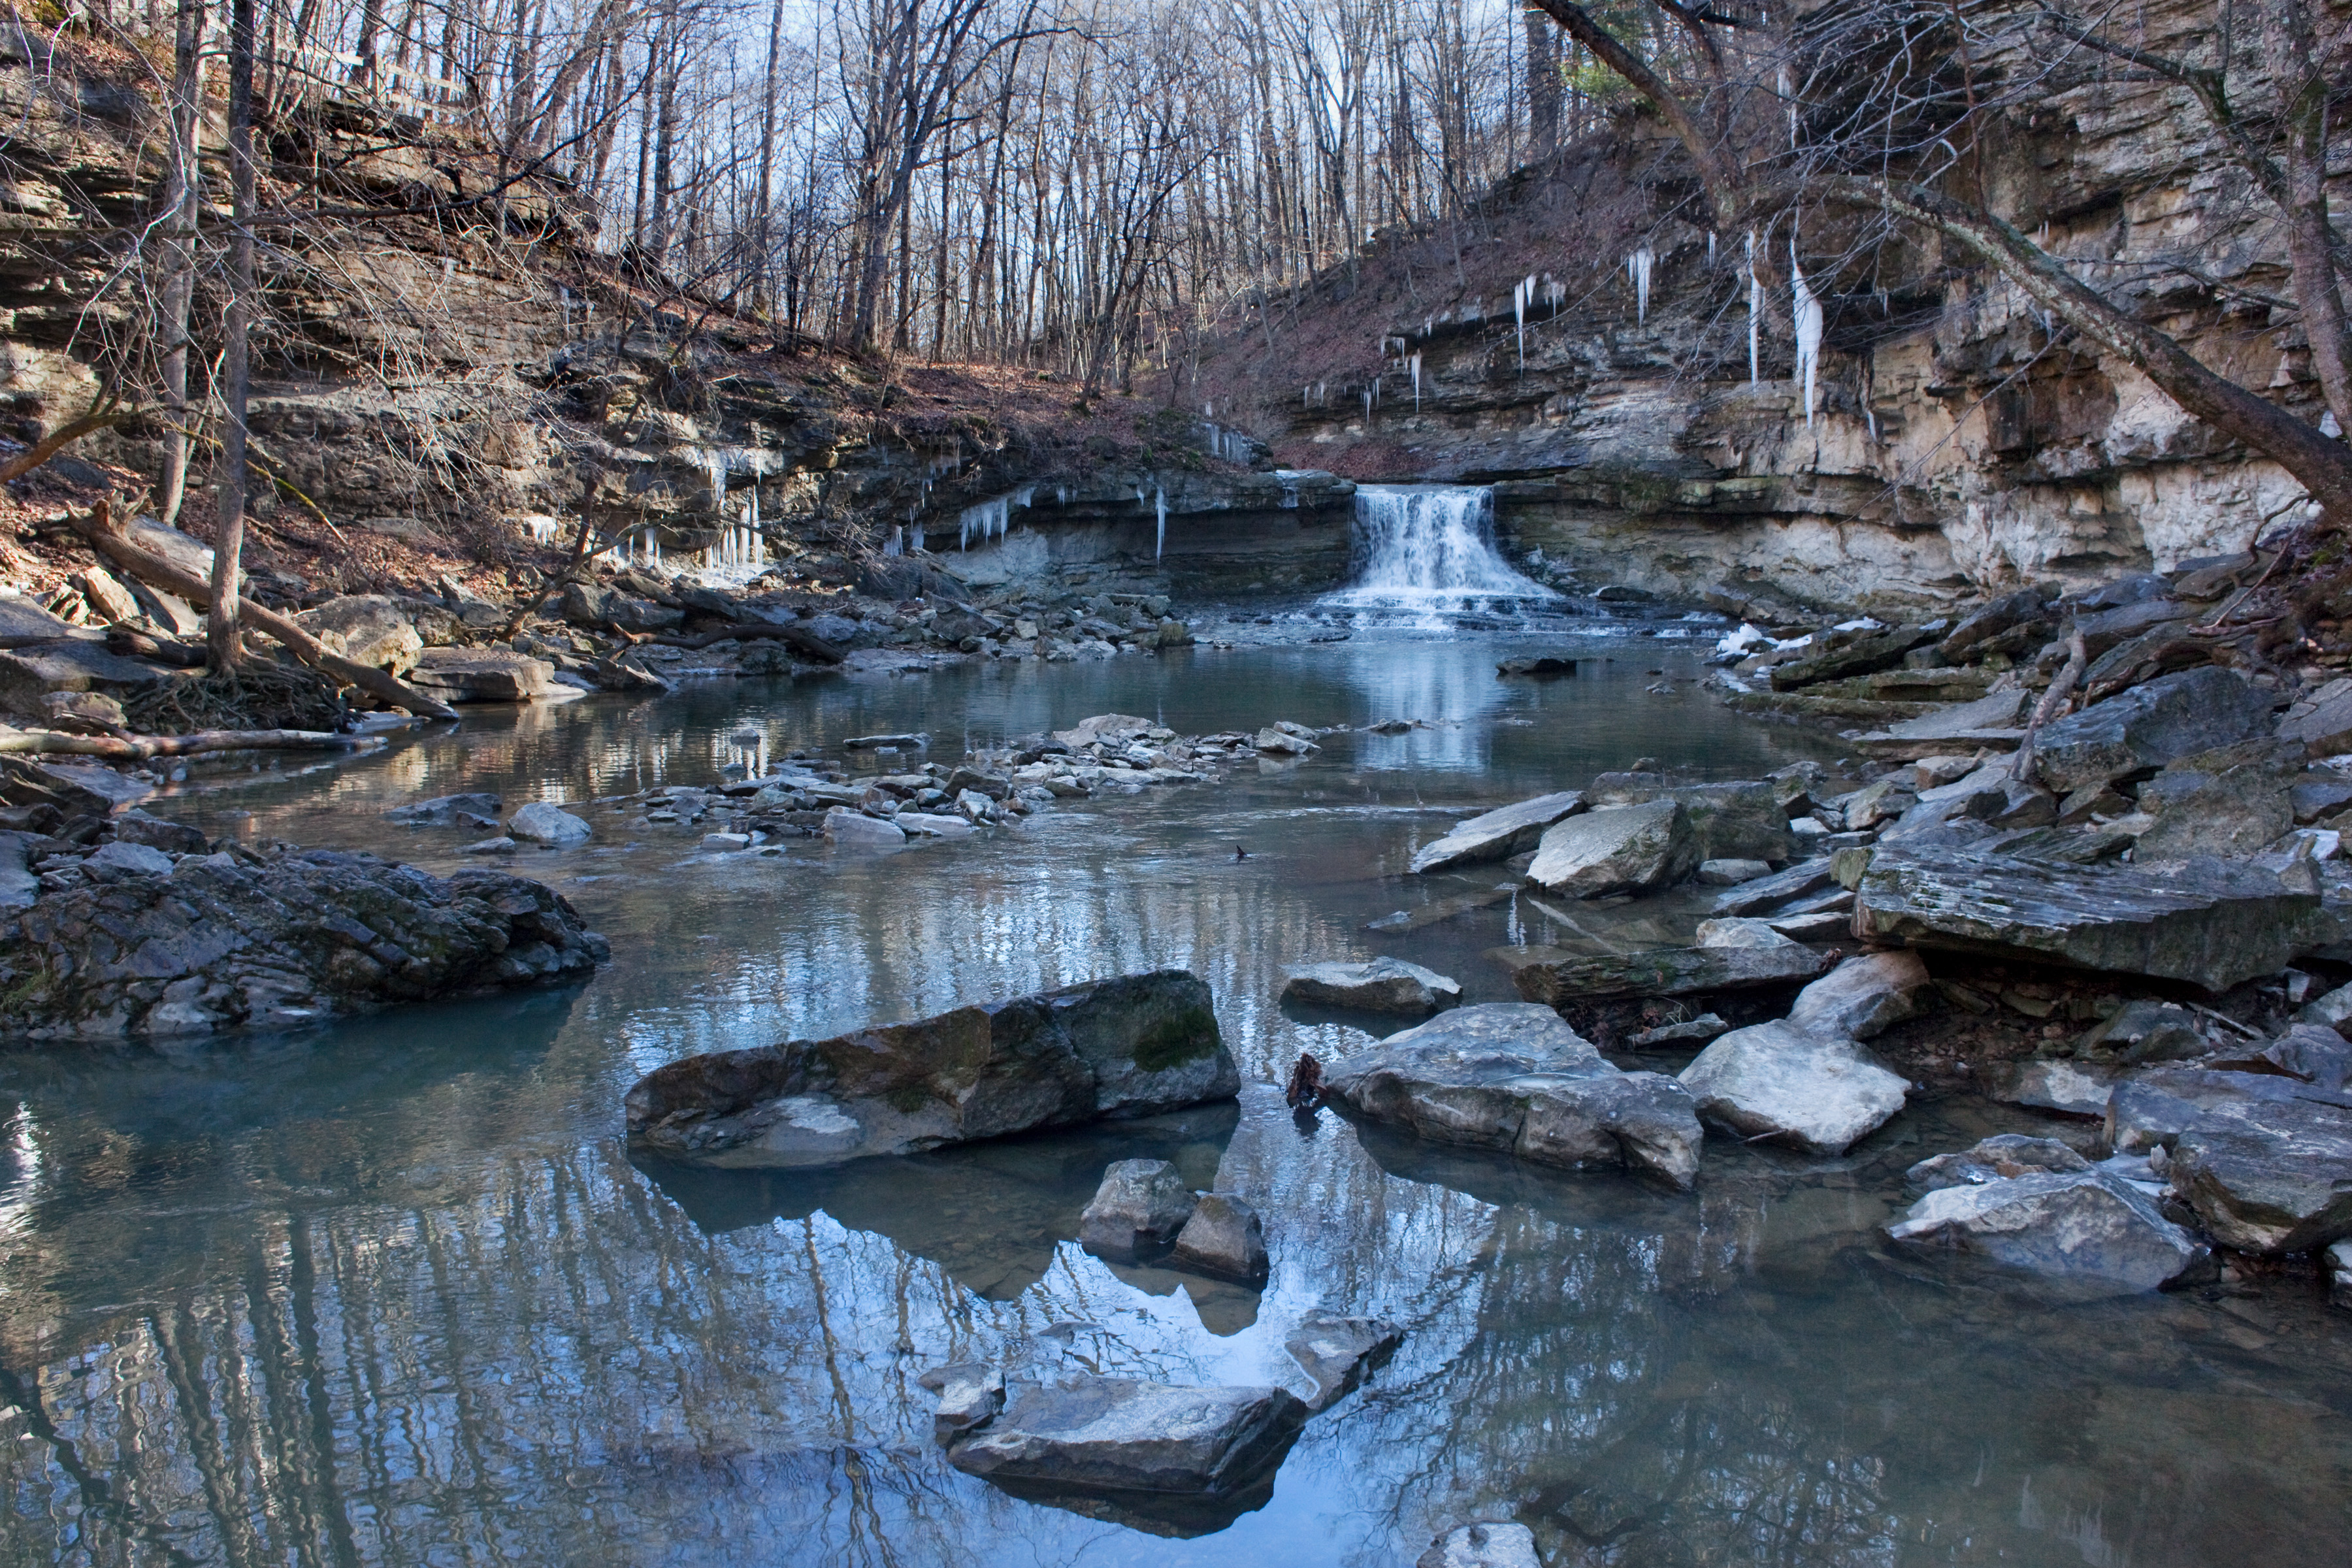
[0,645,2347,1565]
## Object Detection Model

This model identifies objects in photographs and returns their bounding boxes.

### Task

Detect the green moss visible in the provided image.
[1131,1006,1219,1073]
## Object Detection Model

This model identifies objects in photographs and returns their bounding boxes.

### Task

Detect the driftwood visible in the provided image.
[2011,629,2089,783]
[105,626,208,666]
[66,499,463,721]
[0,727,378,759]
[645,621,847,662]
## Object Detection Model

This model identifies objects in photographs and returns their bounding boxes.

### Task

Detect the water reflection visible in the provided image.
[0,636,2347,1565]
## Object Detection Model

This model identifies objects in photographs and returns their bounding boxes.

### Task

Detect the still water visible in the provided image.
[3,635,2350,1566]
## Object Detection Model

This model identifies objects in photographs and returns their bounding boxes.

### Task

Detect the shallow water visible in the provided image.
[3,634,2351,1567]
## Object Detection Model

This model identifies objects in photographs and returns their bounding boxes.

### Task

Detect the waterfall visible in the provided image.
[1319,485,1559,623]
[1154,485,1168,561]
[1793,240,1823,427]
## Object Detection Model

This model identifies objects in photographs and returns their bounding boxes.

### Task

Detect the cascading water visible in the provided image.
[1319,484,1558,625]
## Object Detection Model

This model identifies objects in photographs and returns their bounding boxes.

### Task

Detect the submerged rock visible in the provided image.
[1524,799,1695,897]
[1171,1194,1269,1281]
[1854,845,2333,992]
[1080,1160,1198,1258]
[624,969,1239,1168]
[385,792,504,825]
[1418,1524,1542,1568]
[945,1379,1307,1501]
[1321,1003,1703,1188]
[919,1362,1005,1443]
[1409,790,1584,874]
[0,848,607,1039]
[1887,1169,2211,1292]
[1678,1021,1910,1155]
[1282,1310,1402,1413]
[1906,1134,2093,1194]
[1279,957,1461,1014]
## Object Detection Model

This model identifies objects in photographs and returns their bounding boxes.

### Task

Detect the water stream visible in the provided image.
[1,638,2349,1565]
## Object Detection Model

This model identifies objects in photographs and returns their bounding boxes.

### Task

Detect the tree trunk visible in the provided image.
[156,0,207,528]
[1524,3,1560,157]
[2257,0,2352,437]
[211,0,259,672]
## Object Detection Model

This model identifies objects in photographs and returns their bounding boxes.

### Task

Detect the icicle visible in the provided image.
[1154,486,1167,561]
[1513,275,1535,368]
[885,526,904,558]
[911,523,925,551]
[1746,231,1761,387]
[1627,246,1654,325]
[1792,239,1824,428]
[1362,388,1373,419]
[1707,232,1718,268]
[1409,351,1423,410]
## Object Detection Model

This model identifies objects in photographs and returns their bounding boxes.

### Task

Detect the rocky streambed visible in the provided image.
[6,613,2352,1565]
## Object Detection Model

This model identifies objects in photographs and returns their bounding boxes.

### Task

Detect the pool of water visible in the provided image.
[3,634,2350,1566]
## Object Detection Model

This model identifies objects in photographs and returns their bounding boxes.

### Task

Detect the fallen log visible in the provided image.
[645,621,846,662]
[0,727,380,759]
[65,499,463,721]
[104,626,207,666]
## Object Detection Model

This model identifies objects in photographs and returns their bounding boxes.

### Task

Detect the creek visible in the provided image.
[3,629,2351,1565]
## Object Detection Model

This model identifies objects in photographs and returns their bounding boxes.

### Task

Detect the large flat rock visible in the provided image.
[1322,1003,1703,1188]
[1409,791,1583,874]
[2031,666,2277,794]
[945,1379,1307,1500]
[1887,1170,2210,1290]
[1504,941,1832,1006]
[1854,845,2333,992]
[1583,776,1792,863]
[407,647,558,702]
[1279,957,1460,1014]
[1525,799,1695,898]
[1678,1020,1910,1155]
[625,969,1239,1167]
[0,848,607,1039]
[0,639,174,715]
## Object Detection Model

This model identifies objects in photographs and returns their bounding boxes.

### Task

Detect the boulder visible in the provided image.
[0,640,172,716]
[945,1379,1307,1502]
[2001,1058,2122,1117]
[385,792,504,825]
[624,969,1239,1168]
[0,757,153,816]
[1906,1134,2093,1194]
[0,832,39,909]
[1886,1171,2210,1291]
[508,801,592,845]
[82,840,173,880]
[1711,857,1837,916]
[2202,1023,2352,1090]
[1170,1194,1269,1281]
[1937,586,2058,662]
[1854,845,2334,992]
[1279,957,1460,1015]
[1693,917,1797,948]
[1678,1021,1910,1155]
[1505,942,1831,1006]
[1282,1310,1403,1413]
[1525,800,1695,897]
[1697,858,1772,885]
[1254,727,1318,755]
[1584,777,1791,863]
[1080,1159,1198,1256]
[0,848,606,1039]
[2330,1239,2352,1310]
[2131,742,2300,862]
[2283,689,2352,759]
[1786,952,1931,1040]
[1051,713,1152,750]
[2030,667,2276,794]
[2168,1091,2352,1254]
[823,807,907,846]
[1321,1004,1703,1188]
[406,647,558,703]
[1409,791,1584,873]
[1419,1524,1541,1568]
[1767,625,1938,689]
[295,595,423,675]
[919,1362,1005,1444]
